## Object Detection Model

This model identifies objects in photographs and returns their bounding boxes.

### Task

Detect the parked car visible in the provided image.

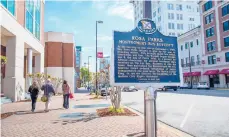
[100,87,110,96]
[180,83,192,89]
[197,82,210,90]
[122,86,138,92]
[161,86,178,91]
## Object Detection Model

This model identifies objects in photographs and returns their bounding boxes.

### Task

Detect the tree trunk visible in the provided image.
[110,86,121,110]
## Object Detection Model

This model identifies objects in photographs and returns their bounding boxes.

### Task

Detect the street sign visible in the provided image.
[111,19,181,87]
[97,52,103,58]
[76,46,82,51]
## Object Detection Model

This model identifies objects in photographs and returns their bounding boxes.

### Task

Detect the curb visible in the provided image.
[124,105,195,137]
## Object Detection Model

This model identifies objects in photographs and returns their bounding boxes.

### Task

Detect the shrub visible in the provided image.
[108,106,124,113]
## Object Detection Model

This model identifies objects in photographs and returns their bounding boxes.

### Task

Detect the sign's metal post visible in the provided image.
[106,87,108,100]
[145,86,157,137]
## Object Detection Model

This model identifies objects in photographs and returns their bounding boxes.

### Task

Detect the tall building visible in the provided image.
[199,1,229,88]
[131,1,200,36]
[1,0,45,101]
[178,26,202,87]
[100,57,110,72]
[75,46,81,88]
[45,32,75,93]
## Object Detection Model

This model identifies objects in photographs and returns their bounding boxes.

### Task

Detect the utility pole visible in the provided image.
[188,44,193,89]
[95,20,103,94]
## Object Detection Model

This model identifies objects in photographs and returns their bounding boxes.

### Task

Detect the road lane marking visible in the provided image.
[180,103,195,128]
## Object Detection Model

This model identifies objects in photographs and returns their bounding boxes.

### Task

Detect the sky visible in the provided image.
[45,0,134,72]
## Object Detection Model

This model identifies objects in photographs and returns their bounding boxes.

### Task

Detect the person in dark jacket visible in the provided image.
[28,81,40,112]
[41,79,55,112]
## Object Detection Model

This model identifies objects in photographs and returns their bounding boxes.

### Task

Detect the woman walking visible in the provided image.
[41,79,55,112]
[62,80,71,109]
[28,81,39,112]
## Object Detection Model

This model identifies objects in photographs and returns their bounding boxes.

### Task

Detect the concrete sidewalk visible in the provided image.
[1,93,191,137]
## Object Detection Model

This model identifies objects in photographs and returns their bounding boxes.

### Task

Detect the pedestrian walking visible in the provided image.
[28,81,39,112]
[41,79,55,112]
[62,80,71,109]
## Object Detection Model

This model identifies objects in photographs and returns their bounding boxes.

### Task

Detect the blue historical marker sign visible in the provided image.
[113,19,180,84]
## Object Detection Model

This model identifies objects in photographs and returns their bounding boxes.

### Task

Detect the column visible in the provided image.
[27,48,33,90]
[3,36,25,102]
[34,52,44,73]
[219,74,226,88]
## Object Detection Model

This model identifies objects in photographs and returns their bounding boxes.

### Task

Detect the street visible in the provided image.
[122,89,229,137]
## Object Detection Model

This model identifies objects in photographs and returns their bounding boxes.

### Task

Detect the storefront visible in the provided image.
[219,69,229,88]
[203,70,219,88]
[183,71,201,87]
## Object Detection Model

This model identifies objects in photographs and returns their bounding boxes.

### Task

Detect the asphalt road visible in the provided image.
[122,89,229,137]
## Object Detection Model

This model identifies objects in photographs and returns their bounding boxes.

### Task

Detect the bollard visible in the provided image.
[145,86,157,137]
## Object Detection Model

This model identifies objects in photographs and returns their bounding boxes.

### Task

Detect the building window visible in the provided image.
[225,52,229,62]
[187,5,191,9]
[167,4,174,10]
[35,0,41,40]
[196,39,199,45]
[197,7,199,12]
[185,57,189,65]
[0,0,15,15]
[176,4,182,11]
[205,13,214,24]
[208,55,216,65]
[168,23,174,29]
[191,56,195,66]
[207,41,216,51]
[153,11,156,17]
[204,1,213,12]
[206,27,214,38]
[224,37,229,47]
[222,4,229,17]
[189,18,194,21]
[181,59,184,67]
[177,14,183,20]
[158,16,161,22]
[223,20,229,31]
[177,24,183,30]
[188,24,195,30]
[158,7,160,13]
[185,42,189,49]
[181,45,183,51]
[25,0,40,40]
[197,55,200,65]
[190,41,193,48]
[168,13,174,19]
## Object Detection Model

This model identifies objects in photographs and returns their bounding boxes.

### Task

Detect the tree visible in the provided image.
[28,73,63,94]
[80,67,92,86]
[1,55,7,66]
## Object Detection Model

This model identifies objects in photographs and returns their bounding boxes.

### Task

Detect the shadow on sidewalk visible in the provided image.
[53,112,99,125]
[125,132,145,137]
[15,108,64,115]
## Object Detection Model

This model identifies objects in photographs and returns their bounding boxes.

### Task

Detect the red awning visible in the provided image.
[219,69,229,74]
[203,70,219,75]
[192,71,201,76]
[183,72,192,77]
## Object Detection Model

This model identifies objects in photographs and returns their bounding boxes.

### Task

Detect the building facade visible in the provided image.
[178,26,203,87]
[1,0,45,101]
[199,1,229,88]
[75,46,81,88]
[45,32,75,93]
[131,0,200,36]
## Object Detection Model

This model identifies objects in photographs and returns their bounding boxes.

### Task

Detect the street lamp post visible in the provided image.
[88,56,91,90]
[96,20,103,94]
[188,44,193,89]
